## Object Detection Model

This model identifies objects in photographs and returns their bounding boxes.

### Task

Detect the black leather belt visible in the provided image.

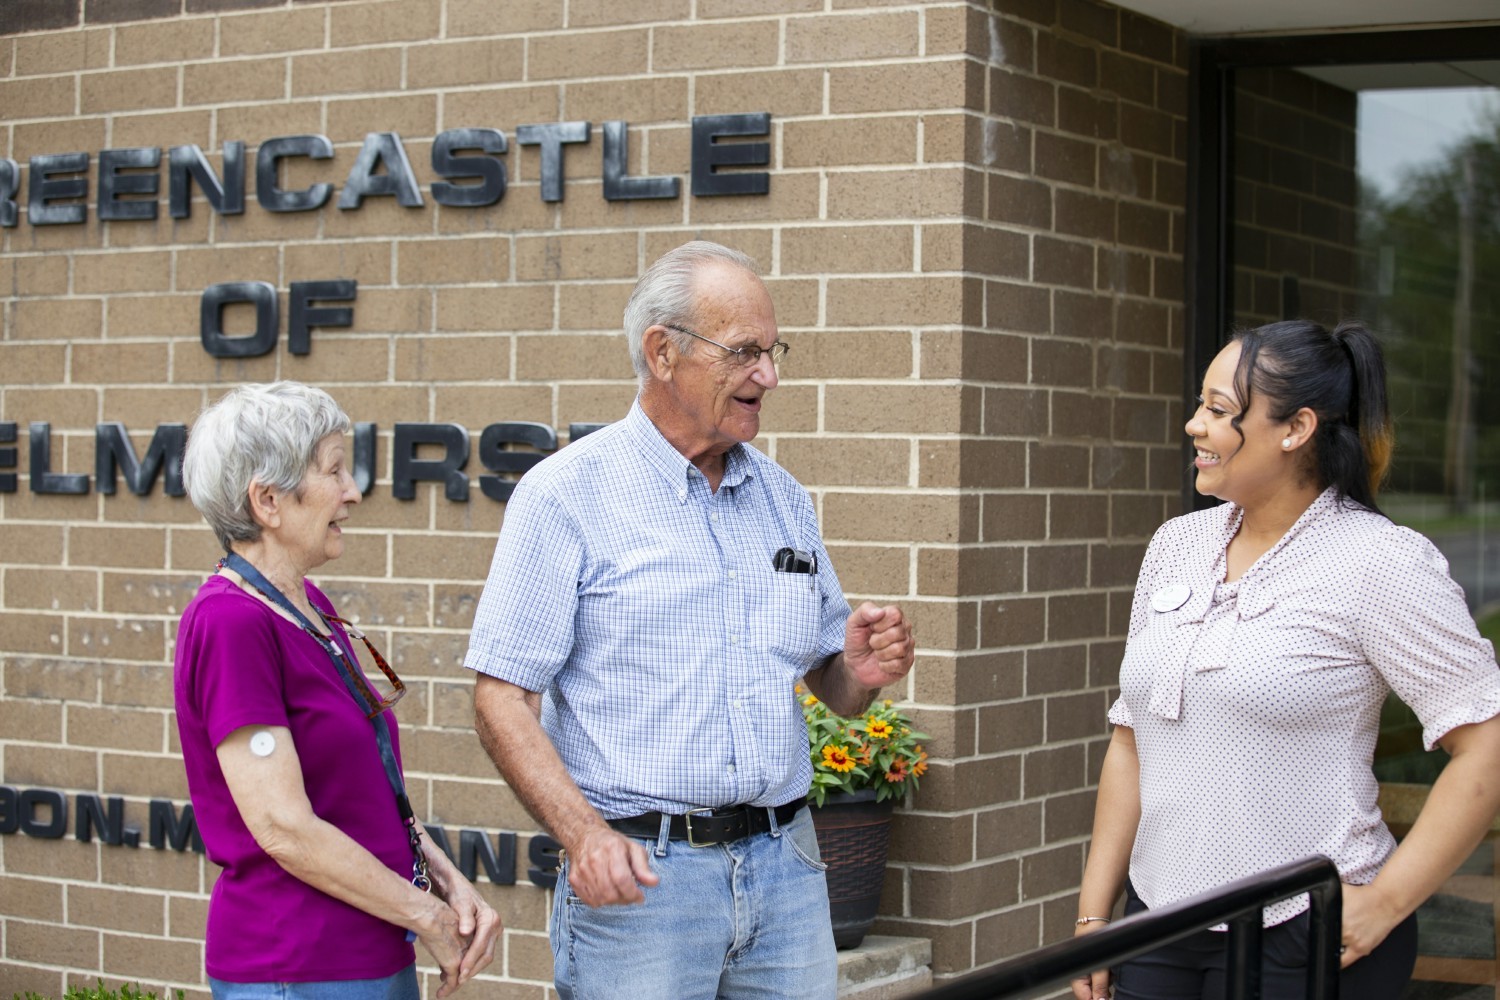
[608,800,804,847]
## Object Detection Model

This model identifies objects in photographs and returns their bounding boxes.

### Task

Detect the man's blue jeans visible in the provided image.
[551,805,838,1000]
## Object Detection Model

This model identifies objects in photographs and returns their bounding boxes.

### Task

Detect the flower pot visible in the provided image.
[810,788,895,950]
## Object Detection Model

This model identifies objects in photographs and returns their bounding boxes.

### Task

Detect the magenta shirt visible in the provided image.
[174,574,416,982]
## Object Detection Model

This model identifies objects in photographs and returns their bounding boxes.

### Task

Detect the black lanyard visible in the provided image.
[220,552,430,892]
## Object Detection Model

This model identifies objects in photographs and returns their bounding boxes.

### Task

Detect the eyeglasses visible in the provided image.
[319,612,406,719]
[666,324,789,368]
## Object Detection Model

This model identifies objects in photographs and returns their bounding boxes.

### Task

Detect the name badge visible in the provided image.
[1151,584,1191,613]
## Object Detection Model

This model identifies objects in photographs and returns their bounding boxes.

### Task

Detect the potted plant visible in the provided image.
[797,685,928,948]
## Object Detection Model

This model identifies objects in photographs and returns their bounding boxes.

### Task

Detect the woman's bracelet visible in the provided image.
[1075,916,1111,926]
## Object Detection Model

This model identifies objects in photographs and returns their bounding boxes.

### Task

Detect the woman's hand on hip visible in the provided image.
[1340,882,1401,968]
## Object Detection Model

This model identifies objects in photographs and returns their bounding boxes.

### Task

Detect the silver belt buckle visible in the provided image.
[684,807,716,848]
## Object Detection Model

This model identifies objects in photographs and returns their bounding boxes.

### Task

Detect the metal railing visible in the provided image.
[916,856,1343,1000]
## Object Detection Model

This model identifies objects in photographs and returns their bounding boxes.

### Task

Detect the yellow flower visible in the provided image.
[802,695,818,707]
[821,744,857,772]
[883,699,893,708]
[866,717,894,740]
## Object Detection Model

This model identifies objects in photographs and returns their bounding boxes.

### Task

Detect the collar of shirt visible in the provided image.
[622,397,756,502]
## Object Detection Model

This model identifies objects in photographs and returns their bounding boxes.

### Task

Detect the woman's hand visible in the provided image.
[422,837,502,994]
[1339,882,1401,968]
[1069,920,1112,1000]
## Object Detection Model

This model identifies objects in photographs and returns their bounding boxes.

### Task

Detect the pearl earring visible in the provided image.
[1282,438,1293,449]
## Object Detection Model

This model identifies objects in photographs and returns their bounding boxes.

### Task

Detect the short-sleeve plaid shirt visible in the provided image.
[464,400,851,819]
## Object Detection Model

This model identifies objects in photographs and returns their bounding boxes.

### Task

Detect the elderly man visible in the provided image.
[465,241,914,1000]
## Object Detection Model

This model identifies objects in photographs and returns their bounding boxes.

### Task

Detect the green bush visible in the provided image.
[13,982,185,1000]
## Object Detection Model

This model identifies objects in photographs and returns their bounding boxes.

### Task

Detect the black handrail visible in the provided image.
[916,856,1342,1000]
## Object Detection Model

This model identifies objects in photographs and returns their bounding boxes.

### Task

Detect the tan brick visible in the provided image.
[99,661,175,711]
[786,11,919,63]
[776,329,912,380]
[71,342,171,385]
[0,523,65,567]
[695,68,820,117]
[556,280,635,331]
[516,334,631,380]
[328,488,430,533]
[826,275,967,328]
[407,38,525,89]
[110,109,215,150]
[100,751,188,798]
[448,0,561,34]
[216,100,325,141]
[922,112,978,165]
[115,18,216,65]
[529,29,648,80]
[100,388,203,432]
[5,744,99,788]
[10,298,103,342]
[444,85,561,131]
[557,384,637,428]
[781,224,914,275]
[823,543,910,596]
[183,55,286,106]
[777,437,907,487]
[329,0,440,45]
[0,253,70,296]
[327,95,438,146]
[754,383,817,433]
[6,920,100,969]
[340,288,430,336]
[6,567,96,612]
[99,833,205,891]
[2,828,101,881]
[67,704,167,752]
[291,47,402,97]
[0,875,65,922]
[700,0,818,12]
[654,21,777,70]
[4,653,96,699]
[562,76,688,125]
[390,335,506,383]
[102,931,204,982]
[397,237,509,287]
[825,491,974,544]
[68,616,168,662]
[174,245,278,292]
[169,893,209,938]
[514,232,637,282]
[831,59,977,114]
[68,883,167,934]
[685,171,821,225]
[427,777,533,832]
[284,241,392,285]
[568,0,688,26]
[0,698,64,743]
[78,66,177,115]
[73,251,171,295]
[781,117,918,169]
[14,28,110,75]
[4,387,96,428]
[104,294,198,339]
[220,6,327,57]
[436,285,554,332]
[825,166,971,221]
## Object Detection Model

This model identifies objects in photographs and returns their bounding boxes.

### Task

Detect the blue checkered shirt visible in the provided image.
[464,399,851,819]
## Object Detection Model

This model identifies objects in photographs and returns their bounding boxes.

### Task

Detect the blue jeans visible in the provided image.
[552,805,838,1000]
[208,965,418,1000]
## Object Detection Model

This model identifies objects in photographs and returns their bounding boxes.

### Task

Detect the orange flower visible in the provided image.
[821,744,856,773]
[884,757,909,782]
[855,742,873,765]
[911,748,929,778]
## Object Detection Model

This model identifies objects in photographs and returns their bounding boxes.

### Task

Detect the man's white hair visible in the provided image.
[622,240,760,383]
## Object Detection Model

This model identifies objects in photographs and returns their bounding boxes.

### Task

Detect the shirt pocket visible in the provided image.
[762,571,822,672]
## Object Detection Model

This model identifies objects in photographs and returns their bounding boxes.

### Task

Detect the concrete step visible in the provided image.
[836,935,933,1000]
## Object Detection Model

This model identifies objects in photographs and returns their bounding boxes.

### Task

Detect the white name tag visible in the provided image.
[1151,584,1191,613]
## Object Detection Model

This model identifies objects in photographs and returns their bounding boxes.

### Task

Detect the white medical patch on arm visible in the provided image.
[249,730,276,757]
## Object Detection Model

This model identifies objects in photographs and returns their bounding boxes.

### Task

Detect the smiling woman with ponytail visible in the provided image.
[1070,320,1500,1000]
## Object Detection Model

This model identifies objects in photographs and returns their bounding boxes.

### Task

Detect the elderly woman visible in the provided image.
[175,382,499,1000]
[1072,321,1500,1000]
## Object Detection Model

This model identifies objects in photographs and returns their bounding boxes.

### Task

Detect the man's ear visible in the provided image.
[643,324,679,383]
[246,479,282,531]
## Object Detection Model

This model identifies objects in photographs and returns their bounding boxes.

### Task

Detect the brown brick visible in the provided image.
[688,171,823,225]
[1059,0,1117,45]
[406,38,525,89]
[184,56,286,106]
[5,744,98,789]
[528,29,649,80]
[219,6,325,56]
[393,335,508,383]
[5,386,96,428]
[74,251,172,295]
[102,931,204,983]
[700,0,818,13]
[557,280,635,332]
[68,884,166,934]
[6,920,100,969]
[697,68,823,118]
[14,27,109,75]
[1101,50,1156,107]
[448,0,563,34]
[114,17,214,63]
[436,286,554,332]
[328,94,438,145]
[824,492,972,545]
[71,342,170,384]
[78,66,176,115]
[1037,32,1097,88]
[0,254,70,296]
[782,117,919,169]
[1054,188,1115,241]
[516,334,631,380]
[4,654,96,699]
[7,567,97,612]
[67,704,166,752]
[777,437,908,488]
[329,0,440,45]
[1120,101,1174,157]
[0,697,64,743]
[169,893,210,938]
[398,238,510,287]
[10,298,103,341]
[823,543,909,597]
[976,902,1041,964]
[984,279,1049,334]
[989,68,1054,126]
[826,275,967,329]
[8,0,81,31]
[0,875,65,922]
[216,100,325,142]
[786,11,919,63]
[831,59,977,115]
[99,661,175,709]
[291,47,403,97]
[514,232,637,282]
[780,224,914,276]
[777,329,912,381]
[910,858,1016,920]
[1035,130,1096,186]
[101,751,189,798]
[981,493,1047,543]
[111,109,215,151]
[824,383,968,436]
[568,0,689,25]
[68,615,168,662]
[654,21,778,70]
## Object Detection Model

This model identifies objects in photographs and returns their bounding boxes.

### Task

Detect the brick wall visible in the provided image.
[0,0,1188,993]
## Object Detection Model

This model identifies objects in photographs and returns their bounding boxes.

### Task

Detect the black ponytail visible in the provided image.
[1230,320,1392,515]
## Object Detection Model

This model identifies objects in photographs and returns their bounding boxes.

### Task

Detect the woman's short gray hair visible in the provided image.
[623,240,759,382]
[183,381,351,552]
